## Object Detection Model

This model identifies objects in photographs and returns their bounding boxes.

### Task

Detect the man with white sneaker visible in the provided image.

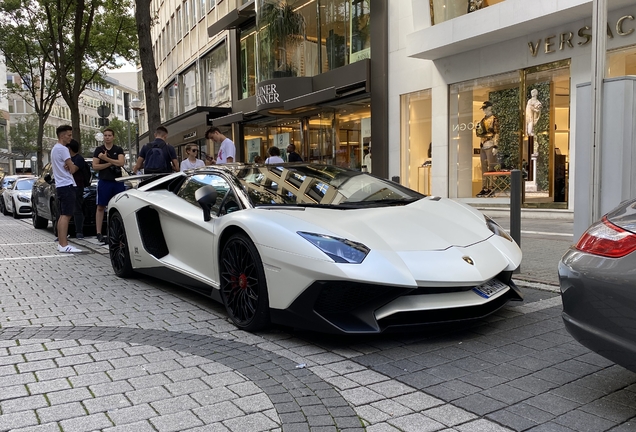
[51,125,82,253]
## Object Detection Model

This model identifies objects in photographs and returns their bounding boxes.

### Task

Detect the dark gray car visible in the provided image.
[559,198,636,372]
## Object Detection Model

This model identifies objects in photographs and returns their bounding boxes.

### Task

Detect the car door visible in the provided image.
[4,182,16,213]
[156,173,235,289]
[33,164,54,219]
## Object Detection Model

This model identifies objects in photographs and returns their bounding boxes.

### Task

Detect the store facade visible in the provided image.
[391,0,636,209]
[208,0,388,177]
[141,0,387,173]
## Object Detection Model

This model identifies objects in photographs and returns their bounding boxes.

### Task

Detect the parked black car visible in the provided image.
[31,161,132,236]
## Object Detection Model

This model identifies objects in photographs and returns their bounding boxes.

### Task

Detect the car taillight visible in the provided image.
[575,216,636,258]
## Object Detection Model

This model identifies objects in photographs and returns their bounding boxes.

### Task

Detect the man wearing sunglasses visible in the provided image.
[180,144,205,171]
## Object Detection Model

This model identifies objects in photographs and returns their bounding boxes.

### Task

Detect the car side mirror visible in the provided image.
[195,185,218,222]
[44,174,53,184]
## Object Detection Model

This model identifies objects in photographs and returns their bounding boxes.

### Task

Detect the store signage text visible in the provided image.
[256,84,280,106]
[183,131,196,140]
[453,121,478,132]
[528,15,634,57]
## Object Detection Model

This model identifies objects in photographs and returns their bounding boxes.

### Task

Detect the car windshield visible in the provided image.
[232,164,423,208]
[15,179,35,190]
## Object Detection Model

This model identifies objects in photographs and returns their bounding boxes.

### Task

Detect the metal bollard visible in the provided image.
[510,169,522,273]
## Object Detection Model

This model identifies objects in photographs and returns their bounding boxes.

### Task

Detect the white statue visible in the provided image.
[526,89,542,137]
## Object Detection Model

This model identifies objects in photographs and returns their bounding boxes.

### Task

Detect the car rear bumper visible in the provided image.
[559,249,636,372]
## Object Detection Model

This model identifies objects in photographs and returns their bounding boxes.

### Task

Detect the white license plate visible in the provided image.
[473,279,509,299]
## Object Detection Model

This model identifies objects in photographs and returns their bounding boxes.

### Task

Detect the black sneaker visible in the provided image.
[96,233,107,243]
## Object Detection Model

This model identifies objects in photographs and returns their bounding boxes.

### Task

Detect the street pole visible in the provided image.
[590,0,607,223]
[126,121,132,170]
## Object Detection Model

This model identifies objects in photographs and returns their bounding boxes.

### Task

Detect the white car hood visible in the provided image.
[270,198,492,252]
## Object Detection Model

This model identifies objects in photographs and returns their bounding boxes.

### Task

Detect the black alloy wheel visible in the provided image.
[12,199,19,219]
[108,211,134,277]
[32,204,48,229]
[220,233,270,332]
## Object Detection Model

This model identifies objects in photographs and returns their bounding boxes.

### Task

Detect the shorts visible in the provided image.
[97,180,126,207]
[57,185,77,216]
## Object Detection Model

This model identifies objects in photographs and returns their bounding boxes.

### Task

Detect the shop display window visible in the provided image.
[449,61,570,205]
[607,45,636,77]
[429,0,505,25]
[242,98,370,168]
[255,0,370,81]
[400,89,431,194]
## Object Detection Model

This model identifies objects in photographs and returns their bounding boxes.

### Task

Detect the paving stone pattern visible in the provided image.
[1,216,635,431]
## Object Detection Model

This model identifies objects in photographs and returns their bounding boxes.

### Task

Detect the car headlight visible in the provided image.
[485,216,513,242]
[298,232,370,264]
[17,194,30,203]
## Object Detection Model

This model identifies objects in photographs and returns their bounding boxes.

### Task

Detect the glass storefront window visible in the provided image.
[240,24,257,99]
[181,66,198,112]
[449,62,570,206]
[607,45,636,77]
[400,89,432,194]
[242,98,371,168]
[255,0,371,81]
[430,0,505,25]
[350,0,370,62]
[200,42,230,106]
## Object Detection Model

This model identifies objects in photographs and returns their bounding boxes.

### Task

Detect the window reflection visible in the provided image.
[201,42,229,106]
[430,0,505,25]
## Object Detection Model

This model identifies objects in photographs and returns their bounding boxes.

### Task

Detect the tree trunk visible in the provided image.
[135,0,161,134]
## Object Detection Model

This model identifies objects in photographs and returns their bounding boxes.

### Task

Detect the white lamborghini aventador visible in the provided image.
[107,163,522,334]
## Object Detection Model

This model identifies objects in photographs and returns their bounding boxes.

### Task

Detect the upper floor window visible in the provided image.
[201,42,229,106]
[430,0,505,25]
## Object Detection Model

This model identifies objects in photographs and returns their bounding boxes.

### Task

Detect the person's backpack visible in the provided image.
[144,141,168,173]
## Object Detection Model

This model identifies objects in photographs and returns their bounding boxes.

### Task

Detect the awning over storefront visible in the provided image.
[207,1,255,37]
[406,0,634,60]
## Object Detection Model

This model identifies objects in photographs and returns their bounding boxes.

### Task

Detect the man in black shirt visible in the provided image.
[92,128,125,243]
[68,139,88,239]
[286,143,303,162]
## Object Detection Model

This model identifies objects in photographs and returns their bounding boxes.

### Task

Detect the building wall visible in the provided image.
[391,0,636,208]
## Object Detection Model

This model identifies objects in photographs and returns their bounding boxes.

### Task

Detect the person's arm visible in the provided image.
[132,156,144,173]
[172,158,179,172]
[64,158,78,174]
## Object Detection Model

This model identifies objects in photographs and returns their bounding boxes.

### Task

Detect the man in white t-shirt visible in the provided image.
[206,127,236,164]
[180,144,205,171]
[51,125,82,253]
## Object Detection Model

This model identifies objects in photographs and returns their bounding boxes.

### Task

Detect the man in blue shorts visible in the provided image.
[92,128,126,243]
[51,125,82,253]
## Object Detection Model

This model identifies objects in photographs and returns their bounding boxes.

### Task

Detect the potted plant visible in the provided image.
[258,0,306,78]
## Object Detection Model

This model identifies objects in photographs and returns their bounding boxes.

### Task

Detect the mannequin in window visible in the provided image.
[526,89,542,137]
[475,100,500,197]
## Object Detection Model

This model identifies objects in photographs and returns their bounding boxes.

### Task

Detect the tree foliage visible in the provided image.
[40,0,138,141]
[0,0,60,173]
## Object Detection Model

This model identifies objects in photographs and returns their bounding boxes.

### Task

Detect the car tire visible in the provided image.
[219,233,270,332]
[108,211,134,278]
[32,205,48,229]
[1,197,8,216]
[12,199,19,218]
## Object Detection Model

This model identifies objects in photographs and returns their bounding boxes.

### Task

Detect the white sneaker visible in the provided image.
[57,244,83,253]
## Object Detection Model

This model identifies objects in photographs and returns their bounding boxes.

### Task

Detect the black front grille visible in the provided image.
[314,281,409,315]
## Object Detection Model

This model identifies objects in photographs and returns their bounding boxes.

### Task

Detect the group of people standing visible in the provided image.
[50,123,305,253]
